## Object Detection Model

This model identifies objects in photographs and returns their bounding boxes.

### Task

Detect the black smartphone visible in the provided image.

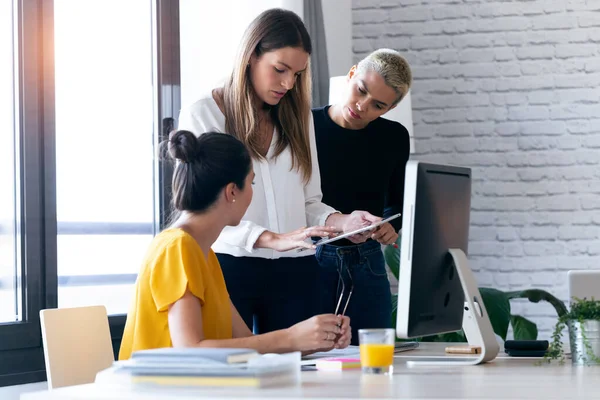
[504,340,548,357]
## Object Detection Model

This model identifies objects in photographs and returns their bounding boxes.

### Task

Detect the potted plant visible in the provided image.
[544,297,600,365]
[384,241,567,343]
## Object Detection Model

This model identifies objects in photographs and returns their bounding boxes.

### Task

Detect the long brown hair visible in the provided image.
[222,8,313,183]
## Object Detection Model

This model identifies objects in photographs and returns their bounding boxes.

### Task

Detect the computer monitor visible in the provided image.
[568,270,600,306]
[395,161,499,366]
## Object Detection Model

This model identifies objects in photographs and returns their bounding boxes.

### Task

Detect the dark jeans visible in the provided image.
[217,254,321,334]
[316,240,392,345]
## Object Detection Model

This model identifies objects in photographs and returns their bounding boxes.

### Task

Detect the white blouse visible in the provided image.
[177,94,338,259]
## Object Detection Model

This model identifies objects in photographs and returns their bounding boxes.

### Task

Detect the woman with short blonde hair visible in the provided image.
[312,48,413,344]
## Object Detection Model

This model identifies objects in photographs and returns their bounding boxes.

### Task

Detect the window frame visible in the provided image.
[0,0,179,387]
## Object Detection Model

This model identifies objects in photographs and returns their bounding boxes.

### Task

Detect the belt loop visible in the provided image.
[357,242,366,258]
[358,240,375,258]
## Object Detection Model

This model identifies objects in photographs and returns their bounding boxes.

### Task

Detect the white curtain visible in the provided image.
[303,0,329,107]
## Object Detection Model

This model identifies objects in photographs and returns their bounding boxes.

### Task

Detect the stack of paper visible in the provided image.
[130,347,259,365]
[113,348,300,388]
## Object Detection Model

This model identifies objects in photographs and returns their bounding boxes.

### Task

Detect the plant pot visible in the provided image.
[568,320,600,365]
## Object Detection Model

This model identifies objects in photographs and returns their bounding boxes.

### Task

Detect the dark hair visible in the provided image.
[164,130,252,214]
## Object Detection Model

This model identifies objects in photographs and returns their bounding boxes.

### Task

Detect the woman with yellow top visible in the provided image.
[119,130,351,360]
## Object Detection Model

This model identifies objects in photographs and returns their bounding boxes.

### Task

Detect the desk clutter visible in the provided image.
[25,342,600,400]
[102,343,423,389]
[110,347,301,388]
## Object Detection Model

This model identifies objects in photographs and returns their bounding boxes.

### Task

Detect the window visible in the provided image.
[0,0,19,324]
[54,0,157,314]
[0,0,179,387]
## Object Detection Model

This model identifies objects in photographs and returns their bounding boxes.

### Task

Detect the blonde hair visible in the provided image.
[222,8,313,183]
[356,49,412,105]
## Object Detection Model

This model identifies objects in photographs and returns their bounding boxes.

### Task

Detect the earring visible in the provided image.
[232,199,236,203]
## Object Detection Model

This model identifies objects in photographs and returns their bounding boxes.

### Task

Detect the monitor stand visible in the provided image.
[406,248,500,367]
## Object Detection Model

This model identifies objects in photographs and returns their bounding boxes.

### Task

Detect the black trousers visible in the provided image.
[217,254,321,334]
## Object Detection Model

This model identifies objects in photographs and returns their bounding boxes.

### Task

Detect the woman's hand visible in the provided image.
[342,211,382,244]
[333,315,351,349]
[286,314,346,353]
[255,226,340,252]
[370,222,398,245]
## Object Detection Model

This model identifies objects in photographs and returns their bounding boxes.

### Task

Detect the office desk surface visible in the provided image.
[21,343,600,400]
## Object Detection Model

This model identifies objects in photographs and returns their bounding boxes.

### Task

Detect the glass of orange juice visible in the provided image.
[358,328,395,374]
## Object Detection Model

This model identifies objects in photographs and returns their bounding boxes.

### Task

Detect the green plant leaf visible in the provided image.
[568,297,600,321]
[439,331,466,342]
[391,293,398,329]
[419,331,466,342]
[479,287,511,340]
[383,238,401,281]
[504,289,568,318]
[511,315,538,340]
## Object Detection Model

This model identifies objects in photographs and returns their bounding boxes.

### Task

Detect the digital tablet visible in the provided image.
[297,213,401,252]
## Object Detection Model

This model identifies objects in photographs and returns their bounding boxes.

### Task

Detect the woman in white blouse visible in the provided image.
[178,8,379,334]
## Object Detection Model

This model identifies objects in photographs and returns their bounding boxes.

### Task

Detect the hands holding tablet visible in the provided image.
[340,211,384,244]
[370,222,399,245]
[256,225,340,252]
[342,211,398,245]
[320,212,401,246]
[258,211,400,253]
[295,212,401,252]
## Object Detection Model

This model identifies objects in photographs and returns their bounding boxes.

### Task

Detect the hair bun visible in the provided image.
[168,130,199,163]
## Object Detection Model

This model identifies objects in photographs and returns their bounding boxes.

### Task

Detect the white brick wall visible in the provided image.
[353,0,600,339]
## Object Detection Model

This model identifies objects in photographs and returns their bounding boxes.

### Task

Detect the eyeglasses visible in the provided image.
[334,265,354,318]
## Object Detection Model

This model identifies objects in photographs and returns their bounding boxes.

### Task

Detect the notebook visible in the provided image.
[130,347,258,365]
[115,350,300,388]
[129,373,295,388]
[114,358,294,388]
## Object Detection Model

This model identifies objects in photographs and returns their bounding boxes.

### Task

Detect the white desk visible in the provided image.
[21,343,600,400]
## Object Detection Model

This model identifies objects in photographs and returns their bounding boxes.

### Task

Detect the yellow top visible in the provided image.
[119,228,232,360]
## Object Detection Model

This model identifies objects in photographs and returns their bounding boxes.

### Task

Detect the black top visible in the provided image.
[312,105,411,246]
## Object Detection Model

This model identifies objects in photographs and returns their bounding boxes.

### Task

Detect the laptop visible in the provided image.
[568,270,600,305]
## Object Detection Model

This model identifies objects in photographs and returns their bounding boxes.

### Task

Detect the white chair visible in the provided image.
[40,305,115,389]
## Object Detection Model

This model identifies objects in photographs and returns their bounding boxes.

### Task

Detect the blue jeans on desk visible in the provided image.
[316,240,392,346]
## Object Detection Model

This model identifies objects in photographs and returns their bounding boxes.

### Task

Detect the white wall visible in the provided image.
[180,0,353,108]
[322,0,353,77]
[281,0,303,18]
[352,0,600,339]
[179,0,304,108]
